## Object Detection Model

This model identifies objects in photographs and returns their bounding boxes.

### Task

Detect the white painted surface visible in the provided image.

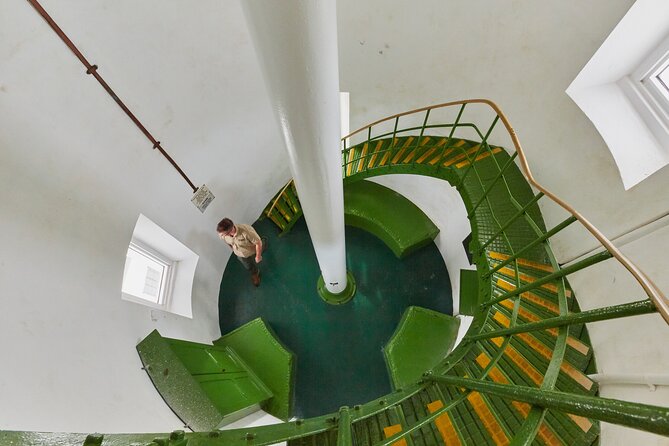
[0,0,288,433]
[454,316,474,349]
[341,92,350,139]
[566,0,669,189]
[242,1,348,294]
[569,223,669,444]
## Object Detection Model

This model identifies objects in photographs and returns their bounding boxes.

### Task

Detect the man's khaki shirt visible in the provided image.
[223,224,261,258]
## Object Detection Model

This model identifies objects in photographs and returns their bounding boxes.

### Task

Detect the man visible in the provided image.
[217,218,265,286]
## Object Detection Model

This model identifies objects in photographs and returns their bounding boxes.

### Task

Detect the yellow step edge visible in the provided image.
[428,148,455,165]
[498,299,590,356]
[494,266,572,297]
[495,279,560,314]
[475,353,564,446]
[402,148,418,163]
[493,312,594,391]
[443,144,482,167]
[455,147,503,169]
[390,136,415,164]
[415,147,437,164]
[383,424,408,446]
[345,146,358,177]
[402,136,432,163]
[356,142,369,174]
[378,151,392,167]
[402,136,431,164]
[568,414,594,433]
[489,251,555,273]
[427,400,463,446]
[428,138,466,165]
[422,138,451,165]
[467,392,511,446]
[367,140,384,168]
[490,334,544,386]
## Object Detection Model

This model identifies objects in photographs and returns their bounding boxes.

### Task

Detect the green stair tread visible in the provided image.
[384,306,460,390]
[344,179,440,259]
[214,318,295,421]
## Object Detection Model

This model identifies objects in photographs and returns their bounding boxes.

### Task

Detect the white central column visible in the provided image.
[242,1,348,295]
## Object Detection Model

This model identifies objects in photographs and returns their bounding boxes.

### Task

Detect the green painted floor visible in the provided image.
[218,217,452,418]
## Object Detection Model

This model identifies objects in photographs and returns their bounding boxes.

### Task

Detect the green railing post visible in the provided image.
[483,250,614,307]
[428,375,669,437]
[483,216,578,279]
[457,115,500,186]
[477,193,544,253]
[467,152,519,218]
[433,104,466,169]
[509,408,546,446]
[411,109,431,169]
[470,299,658,340]
[336,406,352,446]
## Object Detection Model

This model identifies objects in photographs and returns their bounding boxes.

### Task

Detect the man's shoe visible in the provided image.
[251,271,261,287]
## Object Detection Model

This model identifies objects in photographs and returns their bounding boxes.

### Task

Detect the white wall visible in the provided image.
[336,0,669,263]
[0,0,288,433]
[569,224,669,445]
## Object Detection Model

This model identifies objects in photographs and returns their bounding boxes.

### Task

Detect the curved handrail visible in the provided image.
[342,98,669,325]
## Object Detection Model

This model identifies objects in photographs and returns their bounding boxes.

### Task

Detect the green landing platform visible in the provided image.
[344,180,440,259]
[383,306,460,390]
[214,318,295,421]
[136,330,273,431]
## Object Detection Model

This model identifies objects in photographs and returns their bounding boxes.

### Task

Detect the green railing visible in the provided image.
[6,100,669,445]
[264,100,669,444]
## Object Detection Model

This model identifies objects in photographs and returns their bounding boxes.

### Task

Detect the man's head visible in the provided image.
[217,218,235,237]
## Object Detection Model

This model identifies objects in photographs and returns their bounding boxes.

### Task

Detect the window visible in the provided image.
[122,240,175,305]
[566,1,669,190]
[639,49,669,110]
[121,214,199,318]
[623,33,669,149]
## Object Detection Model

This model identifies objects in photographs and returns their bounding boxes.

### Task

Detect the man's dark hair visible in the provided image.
[217,218,234,233]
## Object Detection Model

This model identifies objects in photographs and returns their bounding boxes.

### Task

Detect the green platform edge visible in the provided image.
[383,306,460,390]
[459,269,479,316]
[343,179,440,259]
[136,330,234,431]
[213,318,296,421]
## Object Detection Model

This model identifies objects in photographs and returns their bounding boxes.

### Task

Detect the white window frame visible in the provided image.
[123,239,177,307]
[621,33,669,150]
[121,214,199,318]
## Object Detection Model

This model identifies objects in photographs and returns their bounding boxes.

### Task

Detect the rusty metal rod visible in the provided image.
[26,0,198,192]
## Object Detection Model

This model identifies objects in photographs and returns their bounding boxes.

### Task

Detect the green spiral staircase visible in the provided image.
[3,100,669,446]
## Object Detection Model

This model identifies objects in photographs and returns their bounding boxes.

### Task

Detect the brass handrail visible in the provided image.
[342,98,669,325]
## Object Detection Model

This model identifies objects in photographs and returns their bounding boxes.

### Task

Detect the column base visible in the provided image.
[317,271,356,305]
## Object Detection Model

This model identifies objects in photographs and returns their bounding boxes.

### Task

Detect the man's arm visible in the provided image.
[255,240,263,263]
